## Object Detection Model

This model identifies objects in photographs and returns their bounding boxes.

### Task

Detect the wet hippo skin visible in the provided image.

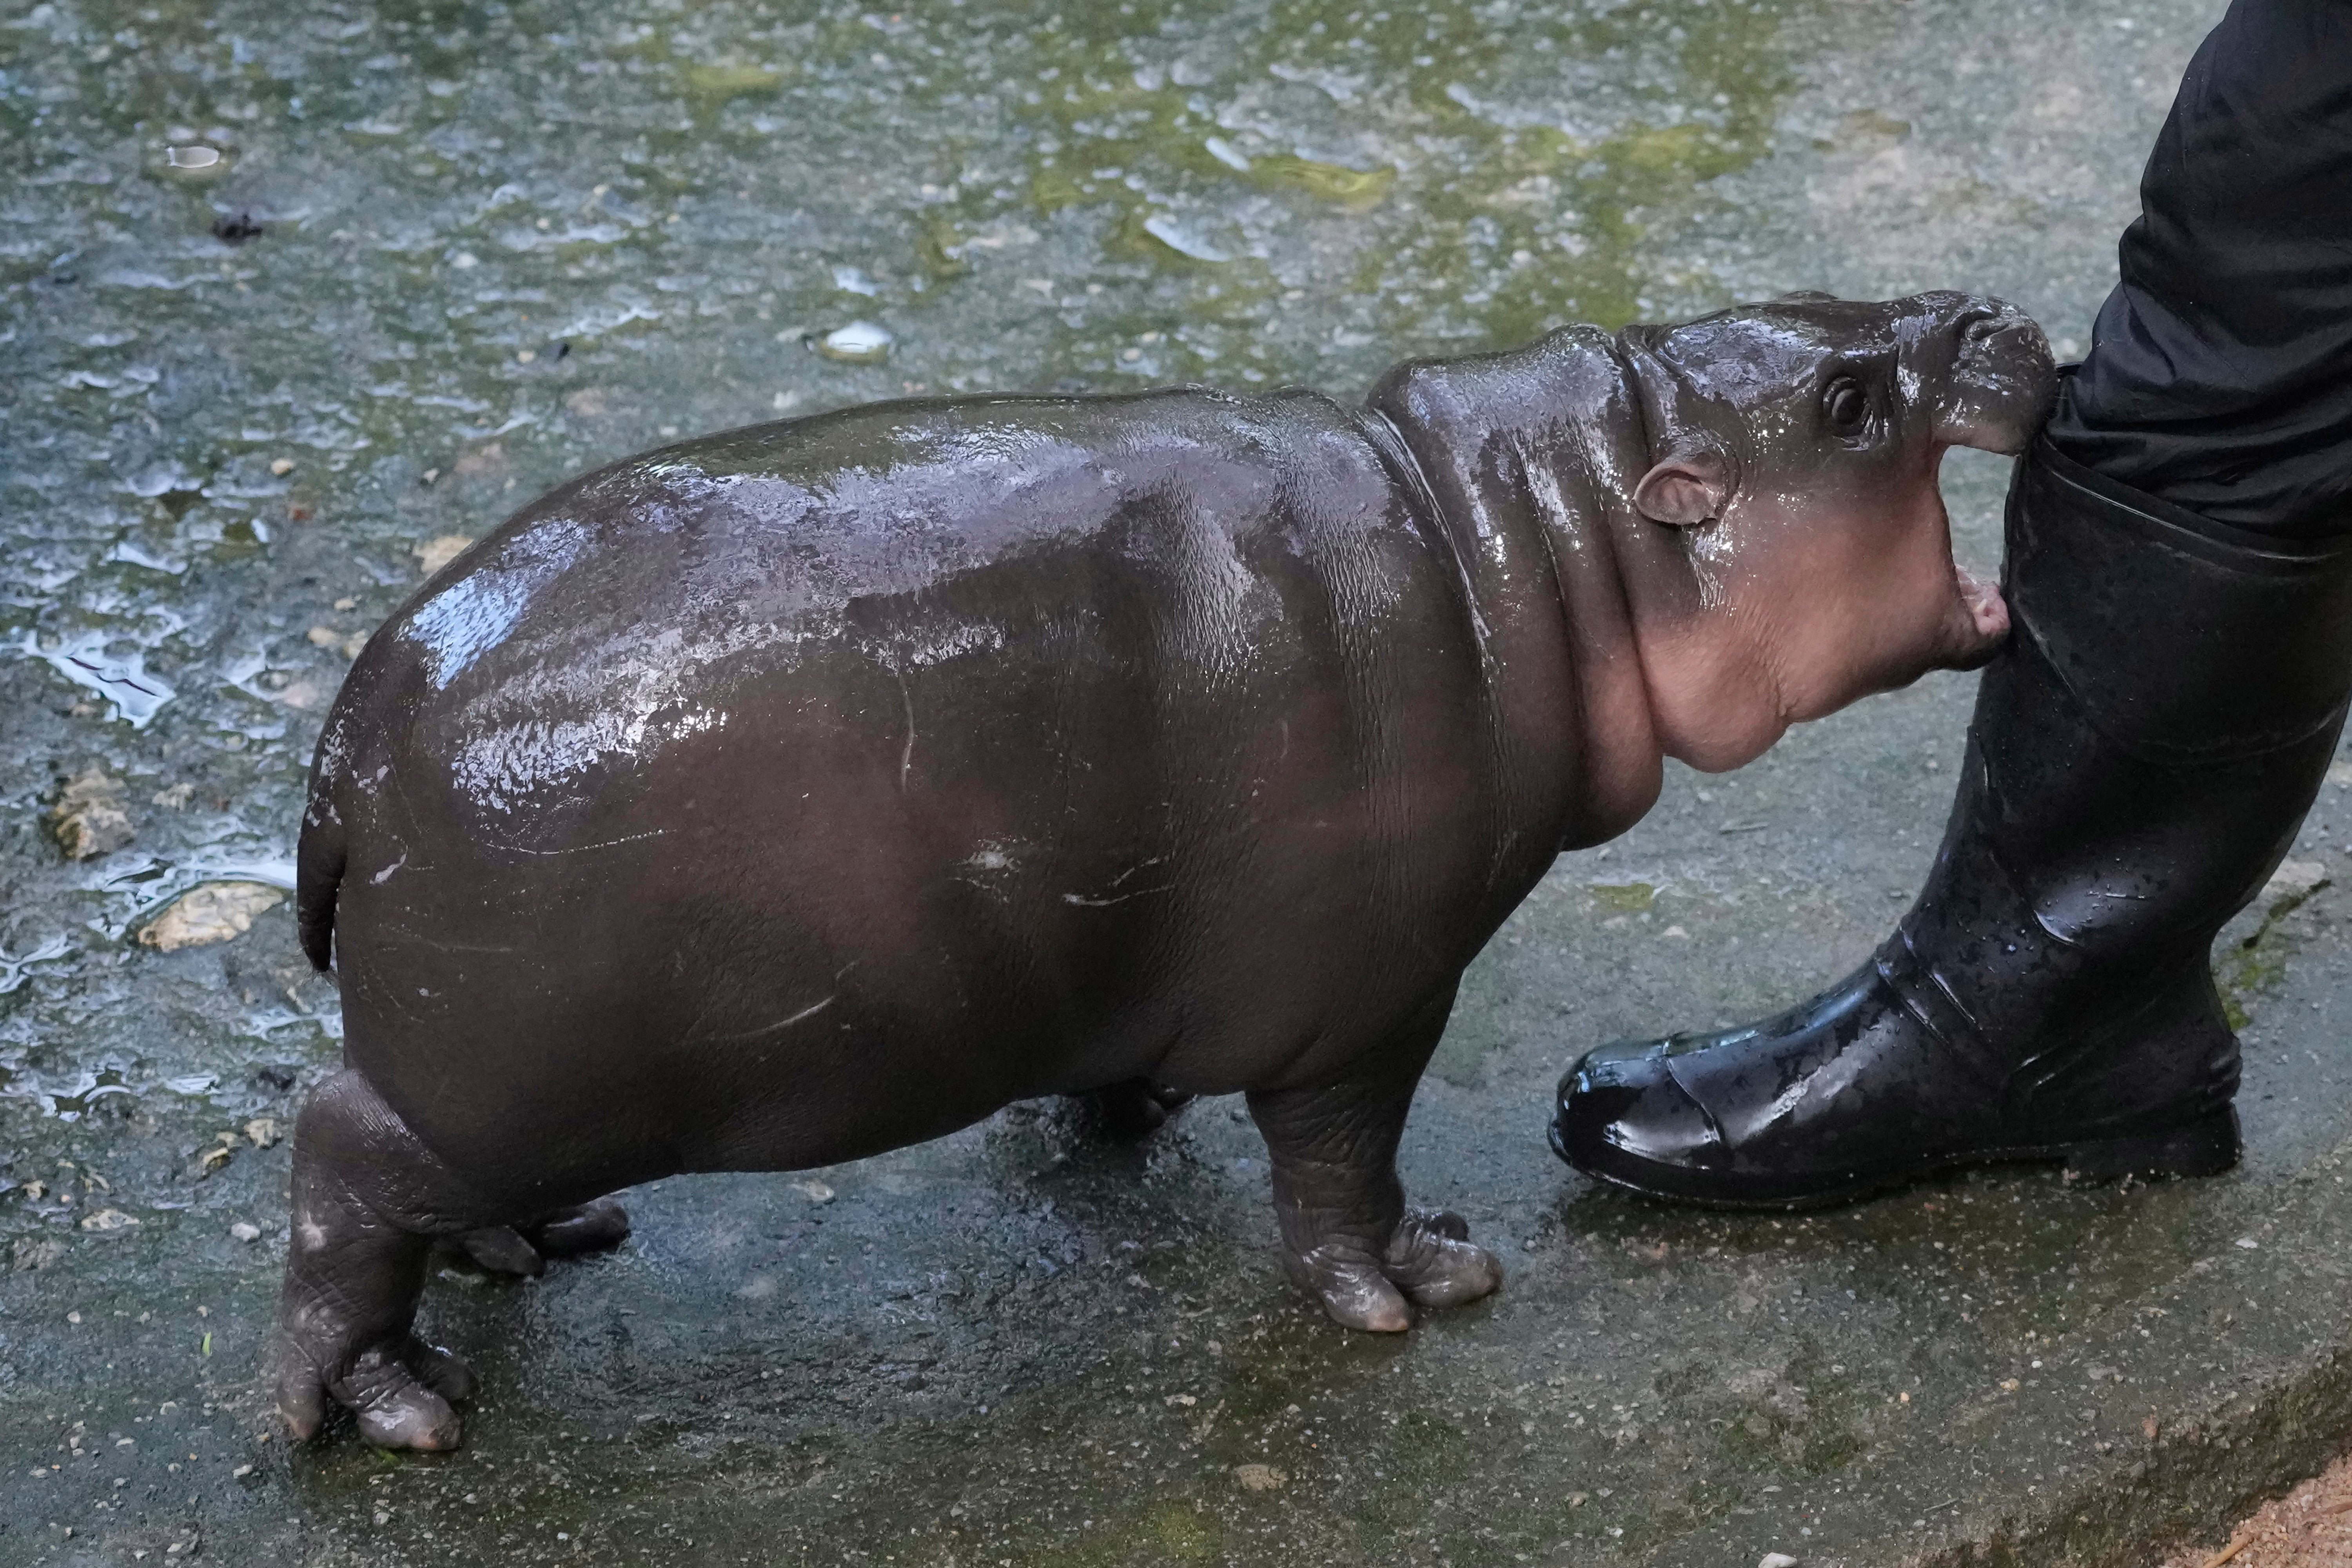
[268,291,2055,1448]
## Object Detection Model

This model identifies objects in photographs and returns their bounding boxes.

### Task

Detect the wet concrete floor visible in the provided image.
[10,0,2348,1564]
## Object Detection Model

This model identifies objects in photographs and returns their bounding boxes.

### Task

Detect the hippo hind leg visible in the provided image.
[455,1197,632,1276]
[265,1069,490,1450]
[1246,989,1502,1332]
[1073,1078,1195,1141]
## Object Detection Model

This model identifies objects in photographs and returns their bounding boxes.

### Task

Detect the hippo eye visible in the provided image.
[1823,376,1871,437]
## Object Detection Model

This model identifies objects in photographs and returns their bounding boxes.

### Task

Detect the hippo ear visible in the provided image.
[1633,447,1732,526]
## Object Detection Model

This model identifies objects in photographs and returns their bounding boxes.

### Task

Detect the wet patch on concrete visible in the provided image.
[13,0,2341,1565]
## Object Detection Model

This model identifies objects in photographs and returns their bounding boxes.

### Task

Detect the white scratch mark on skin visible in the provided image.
[759,995,836,1033]
[370,852,407,885]
[1062,885,1172,908]
[499,828,670,857]
[298,1219,328,1251]
[897,667,916,791]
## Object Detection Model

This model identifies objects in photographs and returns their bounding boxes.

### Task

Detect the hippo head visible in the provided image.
[1614,290,2056,771]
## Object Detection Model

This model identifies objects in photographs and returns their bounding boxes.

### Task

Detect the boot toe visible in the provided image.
[1552,1037,1728,1178]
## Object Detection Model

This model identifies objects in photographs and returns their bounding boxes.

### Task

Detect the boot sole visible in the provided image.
[1552,1105,2241,1212]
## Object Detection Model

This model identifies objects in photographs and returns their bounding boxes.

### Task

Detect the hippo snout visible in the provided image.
[1934,299,2057,454]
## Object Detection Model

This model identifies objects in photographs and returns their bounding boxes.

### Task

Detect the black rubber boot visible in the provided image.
[1552,437,2352,1209]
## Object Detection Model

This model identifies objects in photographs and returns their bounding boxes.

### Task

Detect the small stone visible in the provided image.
[47,767,134,860]
[269,457,294,476]
[1232,1463,1287,1493]
[232,1464,252,1478]
[151,783,194,809]
[79,1208,137,1232]
[229,1221,261,1243]
[139,882,286,952]
[332,596,358,611]
[306,625,341,648]
[245,1117,280,1149]
[564,387,610,417]
[2263,860,2327,901]
[1759,1555,1802,1568]
[67,1310,82,1323]
[2236,1236,2260,1250]
[817,321,894,364]
[1661,924,1690,939]
[791,1180,835,1203]
[1999,1377,2020,1392]
[515,348,536,364]
[416,535,475,575]
[451,441,506,478]
[11,1237,65,1271]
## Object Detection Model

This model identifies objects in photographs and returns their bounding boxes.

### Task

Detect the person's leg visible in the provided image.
[2051,0,2352,535]
[1552,0,2352,1207]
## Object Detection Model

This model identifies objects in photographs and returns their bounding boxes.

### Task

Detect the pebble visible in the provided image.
[818,321,894,363]
[1233,1463,1287,1493]
[138,883,286,952]
[269,457,294,476]
[47,767,135,860]
[414,535,475,575]
[229,1222,261,1243]
[1759,1555,1802,1568]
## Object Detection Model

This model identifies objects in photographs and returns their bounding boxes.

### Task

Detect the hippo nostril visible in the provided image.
[1957,311,2029,350]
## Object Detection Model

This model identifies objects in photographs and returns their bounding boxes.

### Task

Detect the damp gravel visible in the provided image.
[15,2,2352,1566]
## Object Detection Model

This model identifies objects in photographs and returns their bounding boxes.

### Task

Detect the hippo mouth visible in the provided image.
[1950,558,2010,668]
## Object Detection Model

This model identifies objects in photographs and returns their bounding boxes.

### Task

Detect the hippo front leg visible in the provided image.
[1247,990,1502,1332]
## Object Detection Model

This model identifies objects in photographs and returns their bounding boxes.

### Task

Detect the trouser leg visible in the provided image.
[2049,0,2352,536]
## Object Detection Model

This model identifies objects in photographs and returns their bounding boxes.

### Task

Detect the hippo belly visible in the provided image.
[315,388,1519,1206]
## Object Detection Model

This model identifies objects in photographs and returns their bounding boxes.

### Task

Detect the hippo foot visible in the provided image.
[1281,1208,1503,1332]
[454,1198,633,1278]
[1074,1078,1195,1141]
[268,1331,475,1450]
[280,1345,473,1457]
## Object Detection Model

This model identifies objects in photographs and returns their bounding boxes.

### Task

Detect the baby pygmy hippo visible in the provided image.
[270,291,2054,1447]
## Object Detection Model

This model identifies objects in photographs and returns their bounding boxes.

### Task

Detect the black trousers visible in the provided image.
[2046,0,2352,537]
